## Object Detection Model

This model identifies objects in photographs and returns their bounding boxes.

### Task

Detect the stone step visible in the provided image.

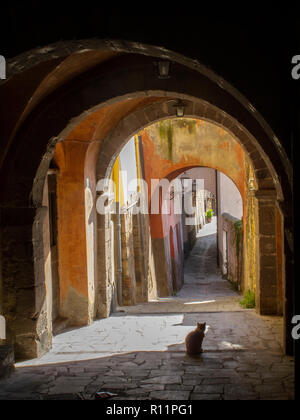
[0,345,15,379]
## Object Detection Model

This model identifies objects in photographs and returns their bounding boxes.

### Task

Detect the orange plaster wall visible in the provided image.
[52,97,167,322]
[50,112,251,322]
[140,121,248,240]
[54,141,90,307]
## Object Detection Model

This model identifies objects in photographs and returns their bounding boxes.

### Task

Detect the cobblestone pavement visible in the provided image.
[0,219,294,400]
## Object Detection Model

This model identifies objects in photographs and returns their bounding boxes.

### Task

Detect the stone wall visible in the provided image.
[54,141,92,326]
[243,164,257,295]
[0,207,42,360]
[96,212,115,318]
[0,345,14,379]
[0,39,292,359]
[181,188,214,259]
[217,170,243,281]
[221,213,243,288]
[120,211,137,306]
[132,213,148,303]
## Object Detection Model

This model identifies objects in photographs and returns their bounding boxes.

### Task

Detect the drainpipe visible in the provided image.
[112,157,123,307]
[215,169,220,267]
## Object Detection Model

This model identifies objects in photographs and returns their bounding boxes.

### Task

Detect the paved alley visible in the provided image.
[0,218,294,400]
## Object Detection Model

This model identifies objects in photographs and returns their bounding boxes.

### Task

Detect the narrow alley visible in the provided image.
[1,19,296,401]
[0,218,294,400]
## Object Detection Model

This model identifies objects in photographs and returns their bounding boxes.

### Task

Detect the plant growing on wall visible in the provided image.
[159,120,174,160]
[234,218,243,256]
[175,118,197,134]
[206,208,213,222]
[240,290,256,308]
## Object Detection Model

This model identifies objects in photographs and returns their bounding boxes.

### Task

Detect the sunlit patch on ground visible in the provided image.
[0,225,294,400]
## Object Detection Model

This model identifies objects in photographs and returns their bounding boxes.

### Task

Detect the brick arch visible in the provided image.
[165,166,232,198]
[1,40,293,190]
[96,110,250,297]
[1,54,290,208]
[146,164,242,226]
[0,44,292,360]
[96,99,279,199]
[95,104,285,344]
[150,164,243,295]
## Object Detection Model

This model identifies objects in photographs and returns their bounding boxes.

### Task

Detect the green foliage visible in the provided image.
[158,119,197,160]
[234,218,243,256]
[240,290,256,308]
[187,120,197,134]
[159,121,174,159]
[175,119,197,134]
[206,208,213,219]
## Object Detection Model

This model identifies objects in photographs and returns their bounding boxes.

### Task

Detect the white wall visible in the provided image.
[218,172,243,219]
[119,137,138,204]
[217,171,243,274]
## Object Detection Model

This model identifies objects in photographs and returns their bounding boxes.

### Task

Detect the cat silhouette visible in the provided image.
[185,322,206,355]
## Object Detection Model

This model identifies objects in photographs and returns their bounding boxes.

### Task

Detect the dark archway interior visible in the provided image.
[1,6,298,157]
[0,6,298,400]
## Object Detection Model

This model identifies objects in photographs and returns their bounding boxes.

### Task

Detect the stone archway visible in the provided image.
[95,104,283,316]
[0,41,292,359]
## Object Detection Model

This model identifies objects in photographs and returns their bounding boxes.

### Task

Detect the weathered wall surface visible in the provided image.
[140,119,250,297]
[53,141,91,326]
[47,174,60,326]
[41,175,53,351]
[217,171,244,284]
[180,167,217,197]
[120,211,137,306]
[221,213,243,287]
[243,162,257,295]
[0,38,291,360]
[276,205,284,315]
[142,119,247,201]
[132,213,148,304]
[96,212,115,318]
